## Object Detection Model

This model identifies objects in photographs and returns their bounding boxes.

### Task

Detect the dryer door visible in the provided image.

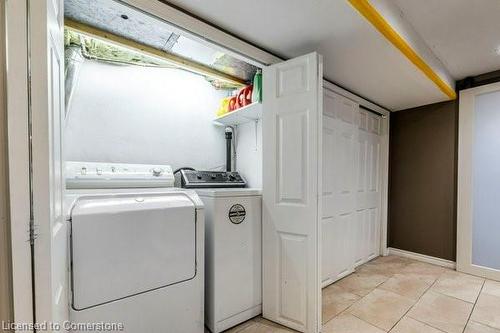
[70,193,196,310]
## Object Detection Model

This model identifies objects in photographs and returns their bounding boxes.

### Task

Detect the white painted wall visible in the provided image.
[65,60,262,187]
[65,60,230,171]
[235,120,262,188]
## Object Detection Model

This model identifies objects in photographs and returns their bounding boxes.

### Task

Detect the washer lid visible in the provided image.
[70,193,196,310]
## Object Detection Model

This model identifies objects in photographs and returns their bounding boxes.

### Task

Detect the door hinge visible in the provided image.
[29,219,38,245]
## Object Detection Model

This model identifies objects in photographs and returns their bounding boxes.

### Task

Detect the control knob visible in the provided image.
[152,168,163,177]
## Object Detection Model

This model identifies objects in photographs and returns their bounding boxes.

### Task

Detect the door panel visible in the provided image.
[332,214,353,279]
[30,0,68,327]
[368,207,379,260]
[321,90,357,283]
[357,139,367,193]
[354,209,366,266]
[322,120,335,219]
[356,111,382,264]
[471,92,500,270]
[321,218,334,283]
[458,84,500,281]
[277,111,309,204]
[49,37,66,321]
[321,91,383,285]
[279,233,308,324]
[263,52,322,333]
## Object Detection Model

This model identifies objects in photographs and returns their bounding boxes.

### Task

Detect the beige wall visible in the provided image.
[0,0,14,326]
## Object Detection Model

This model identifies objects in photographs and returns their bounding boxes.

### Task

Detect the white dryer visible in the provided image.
[196,188,262,333]
[65,162,204,333]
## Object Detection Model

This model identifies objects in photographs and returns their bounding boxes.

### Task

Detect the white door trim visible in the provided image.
[380,112,390,256]
[457,82,500,281]
[5,0,34,330]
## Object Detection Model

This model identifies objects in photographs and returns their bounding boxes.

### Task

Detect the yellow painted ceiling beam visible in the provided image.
[348,0,456,100]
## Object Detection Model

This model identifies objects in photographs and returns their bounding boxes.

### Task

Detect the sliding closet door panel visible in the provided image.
[321,90,357,283]
[321,90,383,285]
[333,99,356,217]
[356,110,382,263]
[367,113,382,260]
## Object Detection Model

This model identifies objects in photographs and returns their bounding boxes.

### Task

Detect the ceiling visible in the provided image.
[394,0,500,80]
[64,0,258,83]
[64,0,500,110]
[161,0,500,110]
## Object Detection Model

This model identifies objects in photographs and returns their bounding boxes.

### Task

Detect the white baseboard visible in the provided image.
[387,247,456,269]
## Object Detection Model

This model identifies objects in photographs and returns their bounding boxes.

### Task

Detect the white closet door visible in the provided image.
[321,91,382,286]
[356,110,382,262]
[322,90,357,285]
[262,52,323,333]
[29,0,69,327]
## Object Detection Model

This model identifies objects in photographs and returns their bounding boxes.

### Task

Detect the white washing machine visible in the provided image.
[196,188,262,333]
[65,162,204,333]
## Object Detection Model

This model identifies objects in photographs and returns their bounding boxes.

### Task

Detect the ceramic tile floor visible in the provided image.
[215,255,500,333]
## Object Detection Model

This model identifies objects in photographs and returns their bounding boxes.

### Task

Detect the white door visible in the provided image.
[262,52,323,333]
[322,90,357,286]
[30,0,69,327]
[457,83,500,281]
[321,90,382,286]
[356,109,382,263]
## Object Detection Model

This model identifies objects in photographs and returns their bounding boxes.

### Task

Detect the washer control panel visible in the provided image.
[180,170,246,188]
[65,161,174,189]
